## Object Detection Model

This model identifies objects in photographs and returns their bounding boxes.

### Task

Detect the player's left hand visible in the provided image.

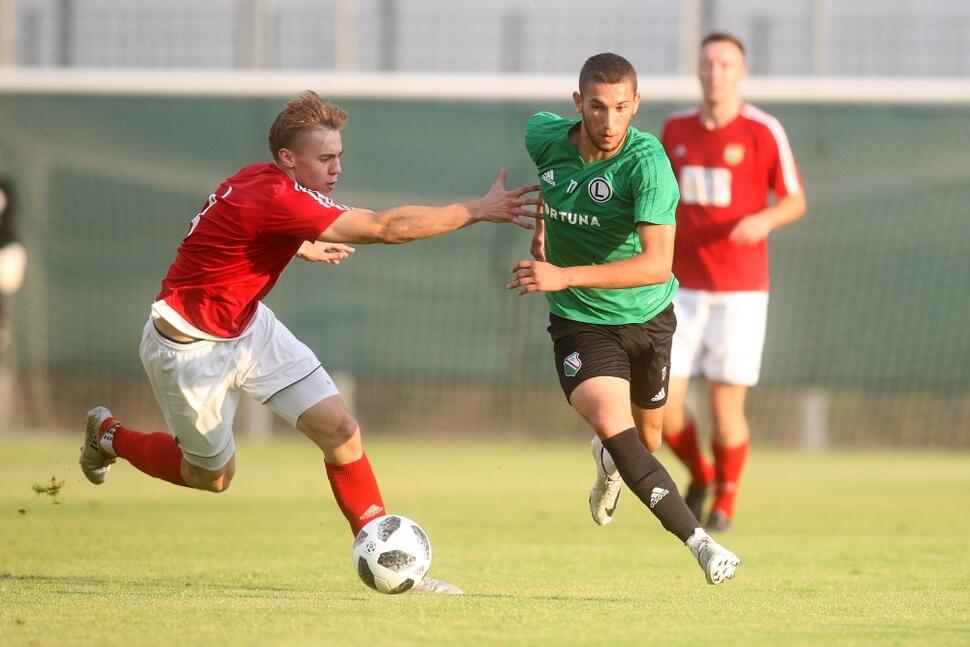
[478,168,542,230]
[507,260,568,294]
[729,214,772,244]
[297,241,356,264]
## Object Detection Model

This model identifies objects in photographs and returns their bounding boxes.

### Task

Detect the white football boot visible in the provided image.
[686,527,741,585]
[412,577,463,595]
[588,436,622,526]
[79,406,117,485]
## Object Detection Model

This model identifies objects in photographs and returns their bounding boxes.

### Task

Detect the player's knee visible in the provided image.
[640,421,664,452]
[588,414,632,439]
[201,473,233,493]
[330,411,359,445]
[303,409,360,450]
[183,460,234,493]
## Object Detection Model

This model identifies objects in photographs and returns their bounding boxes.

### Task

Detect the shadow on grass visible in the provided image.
[3,573,638,604]
[0,572,319,599]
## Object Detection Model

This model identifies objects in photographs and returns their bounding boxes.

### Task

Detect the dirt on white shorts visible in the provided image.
[670,289,769,386]
[139,303,339,470]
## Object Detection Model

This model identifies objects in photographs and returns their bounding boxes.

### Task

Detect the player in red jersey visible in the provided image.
[79,91,539,594]
[660,33,806,531]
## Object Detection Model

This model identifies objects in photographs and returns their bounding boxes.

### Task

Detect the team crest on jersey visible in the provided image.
[674,144,687,158]
[563,352,582,378]
[588,177,612,203]
[723,143,745,166]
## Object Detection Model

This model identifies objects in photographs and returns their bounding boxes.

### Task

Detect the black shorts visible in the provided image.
[547,303,676,409]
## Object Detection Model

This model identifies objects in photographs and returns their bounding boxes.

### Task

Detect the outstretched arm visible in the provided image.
[319,168,540,245]
[508,223,674,295]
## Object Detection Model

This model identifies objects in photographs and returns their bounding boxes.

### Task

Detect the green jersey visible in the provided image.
[525,111,680,325]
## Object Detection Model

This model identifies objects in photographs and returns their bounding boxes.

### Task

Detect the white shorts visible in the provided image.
[139,303,339,470]
[670,289,769,386]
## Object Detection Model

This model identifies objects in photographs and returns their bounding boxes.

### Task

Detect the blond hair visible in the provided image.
[268,91,348,162]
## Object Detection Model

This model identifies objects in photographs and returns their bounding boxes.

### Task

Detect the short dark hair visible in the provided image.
[701,31,746,56]
[578,53,637,93]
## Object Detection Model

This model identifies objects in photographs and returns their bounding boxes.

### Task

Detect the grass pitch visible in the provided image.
[2,434,968,646]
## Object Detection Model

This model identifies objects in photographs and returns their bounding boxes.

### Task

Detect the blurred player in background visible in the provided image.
[509,53,740,585]
[0,175,27,433]
[0,174,28,432]
[660,32,806,531]
[80,90,539,594]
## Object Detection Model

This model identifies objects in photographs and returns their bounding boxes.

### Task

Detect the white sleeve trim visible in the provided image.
[742,104,802,196]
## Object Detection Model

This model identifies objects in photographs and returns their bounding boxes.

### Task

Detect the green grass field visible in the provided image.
[2,434,968,646]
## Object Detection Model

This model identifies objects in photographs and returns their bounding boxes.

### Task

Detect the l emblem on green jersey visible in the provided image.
[563,352,582,378]
[588,177,612,203]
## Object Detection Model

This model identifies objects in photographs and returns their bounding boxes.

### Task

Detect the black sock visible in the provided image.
[602,428,699,542]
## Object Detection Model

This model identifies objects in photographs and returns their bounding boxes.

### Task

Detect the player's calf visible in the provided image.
[601,428,698,542]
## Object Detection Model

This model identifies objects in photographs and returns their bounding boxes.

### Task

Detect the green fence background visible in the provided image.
[0,93,967,446]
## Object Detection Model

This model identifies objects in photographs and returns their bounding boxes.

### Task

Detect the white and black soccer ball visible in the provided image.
[352,514,432,594]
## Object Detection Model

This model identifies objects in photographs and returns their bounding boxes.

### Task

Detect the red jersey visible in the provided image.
[661,103,802,291]
[155,163,349,338]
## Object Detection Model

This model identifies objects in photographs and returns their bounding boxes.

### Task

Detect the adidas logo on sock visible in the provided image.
[358,504,385,521]
[100,424,119,457]
[649,486,669,508]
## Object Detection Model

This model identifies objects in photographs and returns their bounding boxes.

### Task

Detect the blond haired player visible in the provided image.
[80,91,539,594]
[660,33,807,531]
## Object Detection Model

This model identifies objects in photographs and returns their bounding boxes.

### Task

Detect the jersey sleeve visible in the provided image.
[525,112,563,165]
[630,145,679,226]
[263,185,351,240]
[762,118,803,199]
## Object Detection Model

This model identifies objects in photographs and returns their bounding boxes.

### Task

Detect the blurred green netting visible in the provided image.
[0,95,967,445]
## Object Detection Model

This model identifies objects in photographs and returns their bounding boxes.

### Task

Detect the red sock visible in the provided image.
[664,420,714,485]
[325,453,385,536]
[109,422,187,487]
[711,440,748,519]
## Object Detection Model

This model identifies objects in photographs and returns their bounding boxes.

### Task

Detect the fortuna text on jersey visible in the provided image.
[544,204,601,228]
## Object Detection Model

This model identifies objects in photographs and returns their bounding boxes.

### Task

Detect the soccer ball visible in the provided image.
[352,514,432,594]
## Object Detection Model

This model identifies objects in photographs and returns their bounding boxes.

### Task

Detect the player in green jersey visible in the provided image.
[509,53,741,585]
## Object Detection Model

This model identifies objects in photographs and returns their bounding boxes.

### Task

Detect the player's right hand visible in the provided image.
[507,259,568,295]
[478,168,541,229]
[296,241,356,264]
